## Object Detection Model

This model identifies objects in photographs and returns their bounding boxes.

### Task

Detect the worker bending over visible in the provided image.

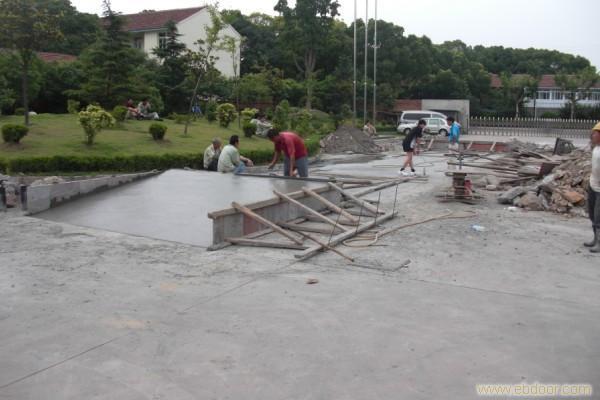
[267,129,309,177]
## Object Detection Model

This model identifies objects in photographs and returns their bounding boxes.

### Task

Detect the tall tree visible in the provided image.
[42,0,100,55]
[0,0,63,125]
[152,21,189,114]
[500,73,538,117]
[556,67,599,119]
[75,0,145,108]
[274,0,340,109]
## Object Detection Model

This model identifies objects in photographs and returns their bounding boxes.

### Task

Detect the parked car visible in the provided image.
[397,117,450,136]
[398,110,447,125]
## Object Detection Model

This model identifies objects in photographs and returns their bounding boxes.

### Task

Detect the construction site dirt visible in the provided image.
[1,142,599,399]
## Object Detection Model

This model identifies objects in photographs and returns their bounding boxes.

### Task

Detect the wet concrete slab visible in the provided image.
[35,169,322,247]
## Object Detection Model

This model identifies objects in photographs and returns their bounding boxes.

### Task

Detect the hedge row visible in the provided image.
[0,137,322,174]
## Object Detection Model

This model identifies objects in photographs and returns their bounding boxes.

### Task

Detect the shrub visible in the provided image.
[273,100,290,131]
[111,105,128,122]
[168,112,191,124]
[149,123,167,141]
[241,107,259,124]
[205,100,218,123]
[78,105,116,146]
[216,103,236,128]
[242,121,257,138]
[67,100,81,114]
[291,108,313,137]
[2,124,29,144]
[14,107,25,116]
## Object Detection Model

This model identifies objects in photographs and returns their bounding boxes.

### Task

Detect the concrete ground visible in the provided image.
[1,152,599,399]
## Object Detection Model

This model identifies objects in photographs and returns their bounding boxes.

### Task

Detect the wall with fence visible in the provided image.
[469,117,595,138]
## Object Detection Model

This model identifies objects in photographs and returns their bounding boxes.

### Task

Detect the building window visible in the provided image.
[591,91,600,101]
[553,91,564,100]
[133,36,144,49]
[159,32,167,49]
[537,91,551,100]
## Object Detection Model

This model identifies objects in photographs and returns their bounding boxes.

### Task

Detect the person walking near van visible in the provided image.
[447,116,461,151]
[399,119,426,176]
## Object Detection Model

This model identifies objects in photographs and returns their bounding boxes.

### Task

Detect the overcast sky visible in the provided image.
[72,0,600,69]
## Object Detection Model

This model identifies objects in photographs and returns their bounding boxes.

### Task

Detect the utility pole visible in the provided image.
[363,0,368,125]
[372,0,378,127]
[353,0,357,127]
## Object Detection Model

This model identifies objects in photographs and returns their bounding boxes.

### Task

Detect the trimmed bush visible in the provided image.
[2,124,29,144]
[242,121,257,138]
[273,100,290,131]
[78,105,116,146]
[14,107,25,115]
[112,105,128,122]
[168,112,191,124]
[149,123,168,140]
[216,103,236,128]
[67,100,81,114]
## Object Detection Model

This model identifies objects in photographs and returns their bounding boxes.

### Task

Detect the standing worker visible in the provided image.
[266,129,309,177]
[399,119,426,176]
[447,116,461,152]
[584,122,600,253]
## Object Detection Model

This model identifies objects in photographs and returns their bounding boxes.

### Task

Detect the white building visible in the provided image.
[491,74,600,115]
[122,7,241,78]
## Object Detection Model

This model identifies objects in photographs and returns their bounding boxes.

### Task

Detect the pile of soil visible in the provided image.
[320,125,382,154]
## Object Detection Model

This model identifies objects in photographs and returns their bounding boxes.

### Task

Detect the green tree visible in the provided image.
[152,21,189,114]
[499,73,538,117]
[75,0,145,108]
[0,0,63,125]
[0,75,15,113]
[274,0,340,109]
[556,67,599,119]
[42,0,100,55]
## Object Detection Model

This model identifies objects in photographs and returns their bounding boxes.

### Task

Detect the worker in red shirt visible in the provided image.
[266,129,309,177]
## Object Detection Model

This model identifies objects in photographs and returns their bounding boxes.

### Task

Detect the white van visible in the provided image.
[398,110,447,125]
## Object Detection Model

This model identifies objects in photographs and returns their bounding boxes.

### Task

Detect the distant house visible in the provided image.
[490,74,600,115]
[121,7,241,78]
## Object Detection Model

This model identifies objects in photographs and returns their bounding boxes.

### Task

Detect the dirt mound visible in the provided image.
[320,125,382,154]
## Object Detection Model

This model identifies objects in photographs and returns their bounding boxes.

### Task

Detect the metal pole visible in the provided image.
[372,0,378,127]
[363,0,368,125]
[353,0,357,127]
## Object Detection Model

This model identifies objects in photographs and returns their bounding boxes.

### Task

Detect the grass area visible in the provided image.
[0,113,272,160]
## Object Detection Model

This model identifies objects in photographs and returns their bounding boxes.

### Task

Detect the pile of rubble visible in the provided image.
[321,125,382,154]
[495,147,592,216]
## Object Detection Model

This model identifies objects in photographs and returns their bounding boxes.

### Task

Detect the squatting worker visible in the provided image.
[584,122,600,253]
[217,135,254,174]
[203,137,222,171]
[266,129,309,178]
[399,119,426,176]
[447,116,461,152]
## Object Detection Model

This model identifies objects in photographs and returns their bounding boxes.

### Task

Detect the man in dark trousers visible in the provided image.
[399,119,426,176]
[267,129,309,177]
[584,122,600,253]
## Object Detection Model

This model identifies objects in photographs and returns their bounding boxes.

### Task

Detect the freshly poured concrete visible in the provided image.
[35,169,322,247]
[2,154,599,399]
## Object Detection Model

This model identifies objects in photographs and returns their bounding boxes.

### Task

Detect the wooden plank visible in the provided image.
[273,190,351,232]
[279,222,342,235]
[293,231,355,262]
[296,211,397,261]
[352,179,408,198]
[489,141,497,152]
[427,137,435,151]
[231,201,304,245]
[226,237,308,250]
[302,187,360,223]
[208,185,331,219]
[328,183,383,214]
[466,141,474,150]
[303,214,359,226]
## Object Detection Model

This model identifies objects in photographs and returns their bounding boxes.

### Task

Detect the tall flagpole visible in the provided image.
[363,0,368,125]
[372,0,378,126]
[353,0,357,127]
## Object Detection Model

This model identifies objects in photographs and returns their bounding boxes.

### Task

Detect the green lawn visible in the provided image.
[0,113,272,160]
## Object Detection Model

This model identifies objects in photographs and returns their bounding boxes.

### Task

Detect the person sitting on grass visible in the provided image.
[399,119,426,176]
[137,98,161,120]
[203,138,222,172]
[251,113,273,138]
[125,99,140,119]
[217,135,254,174]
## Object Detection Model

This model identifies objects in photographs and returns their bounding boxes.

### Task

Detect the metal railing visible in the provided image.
[468,117,595,138]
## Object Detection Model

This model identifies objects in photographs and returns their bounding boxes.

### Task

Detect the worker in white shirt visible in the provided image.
[203,138,222,171]
[584,122,600,253]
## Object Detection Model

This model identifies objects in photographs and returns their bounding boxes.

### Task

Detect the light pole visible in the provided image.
[353,0,357,127]
[363,0,368,125]
[372,0,378,127]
